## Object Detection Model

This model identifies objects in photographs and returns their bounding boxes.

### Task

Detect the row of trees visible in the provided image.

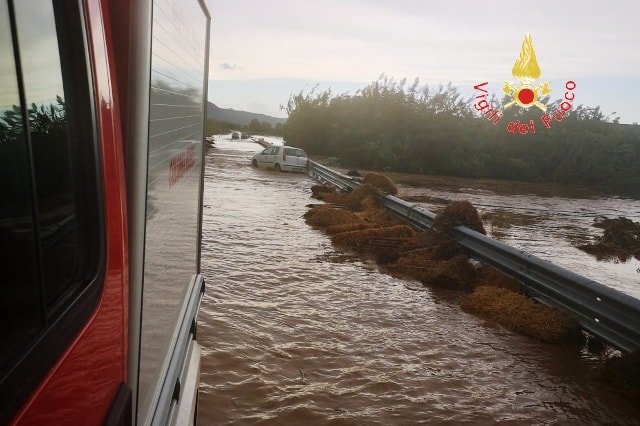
[206,118,287,137]
[283,76,640,197]
[0,96,66,143]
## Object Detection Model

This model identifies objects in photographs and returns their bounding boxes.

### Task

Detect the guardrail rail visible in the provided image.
[308,161,640,354]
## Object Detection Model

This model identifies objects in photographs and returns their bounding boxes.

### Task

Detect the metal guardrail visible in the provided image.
[251,137,272,148]
[308,160,357,192]
[308,161,640,353]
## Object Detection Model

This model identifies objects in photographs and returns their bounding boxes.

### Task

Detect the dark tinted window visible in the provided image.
[0,0,103,422]
[15,0,79,312]
[0,0,40,372]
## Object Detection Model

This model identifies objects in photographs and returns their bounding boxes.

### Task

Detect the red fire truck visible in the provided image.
[1,0,209,424]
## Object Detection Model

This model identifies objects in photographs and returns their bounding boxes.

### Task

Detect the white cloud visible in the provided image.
[220,62,240,71]
[208,0,640,121]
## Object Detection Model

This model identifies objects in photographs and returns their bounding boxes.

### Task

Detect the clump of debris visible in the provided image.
[461,286,578,343]
[577,216,640,262]
[306,173,578,344]
[433,200,486,235]
[361,172,398,196]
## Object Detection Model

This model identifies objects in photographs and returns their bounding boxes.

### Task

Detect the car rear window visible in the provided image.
[285,148,306,157]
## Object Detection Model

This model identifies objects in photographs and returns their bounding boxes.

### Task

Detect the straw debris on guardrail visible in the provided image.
[361,173,398,196]
[461,286,579,343]
[306,173,579,345]
[306,168,640,395]
[433,200,486,235]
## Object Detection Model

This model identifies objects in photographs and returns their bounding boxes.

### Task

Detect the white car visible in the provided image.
[251,145,309,172]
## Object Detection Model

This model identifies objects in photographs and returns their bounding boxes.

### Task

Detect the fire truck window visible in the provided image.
[14,0,78,311]
[0,0,41,380]
[1,0,102,423]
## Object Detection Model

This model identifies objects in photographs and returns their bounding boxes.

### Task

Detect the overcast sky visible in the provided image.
[208,0,640,124]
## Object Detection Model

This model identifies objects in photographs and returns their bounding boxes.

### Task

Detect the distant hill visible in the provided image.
[207,102,286,127]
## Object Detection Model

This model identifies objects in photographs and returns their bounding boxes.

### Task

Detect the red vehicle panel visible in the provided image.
[3,0,208,424]
[11,0,128,424]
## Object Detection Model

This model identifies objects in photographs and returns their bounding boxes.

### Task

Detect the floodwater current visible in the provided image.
[197,137,640,425]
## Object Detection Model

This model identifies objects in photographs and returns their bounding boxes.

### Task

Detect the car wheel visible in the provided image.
[252,159,257,167]
[274,164,281,172]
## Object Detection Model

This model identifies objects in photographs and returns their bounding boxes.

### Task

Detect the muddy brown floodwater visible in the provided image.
[197,137,640,425]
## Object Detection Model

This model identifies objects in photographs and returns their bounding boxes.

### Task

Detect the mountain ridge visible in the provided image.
[207,102,286,127]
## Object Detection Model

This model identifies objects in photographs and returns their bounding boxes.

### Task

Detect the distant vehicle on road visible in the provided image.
[241,132,249,139]
[252,145,309,172]
[232,131,240,139]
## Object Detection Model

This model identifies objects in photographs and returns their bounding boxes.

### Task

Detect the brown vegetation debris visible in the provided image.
[310,184,336,198]
[388,251,437,274]
[396,231,464,261]
[325,222,371,235]
[376,248,400,265]
[358,208,398,232]
[397,230,442,252]
[418,255,477,291]
[385,253,476,291]
[306,174,579,347]
[331,225,416,249]
[313,183,382,212]
[433,200,486,235]
[362,173,398,195]
[345,183,383,211]
[577,216,640,262]
[461,286,579,343]
[430,237,466,261]
[303,205,362,228]
[313,190,350,205]
[476,265,522,292]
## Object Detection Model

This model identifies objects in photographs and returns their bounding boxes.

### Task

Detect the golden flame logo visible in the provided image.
[502,33,551,111]
[512,34,540,83]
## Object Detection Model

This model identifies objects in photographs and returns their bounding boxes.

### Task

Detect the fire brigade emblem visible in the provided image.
[502,33,551,111]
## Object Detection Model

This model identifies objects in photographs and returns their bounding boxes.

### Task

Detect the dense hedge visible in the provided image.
[283,76,640,197]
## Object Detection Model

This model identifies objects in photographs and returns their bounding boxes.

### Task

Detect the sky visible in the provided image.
[208,0,640,124]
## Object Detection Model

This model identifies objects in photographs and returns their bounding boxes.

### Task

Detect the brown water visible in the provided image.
[197,138,640,425]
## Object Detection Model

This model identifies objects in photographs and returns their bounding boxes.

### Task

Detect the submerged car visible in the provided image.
[251,145,309,172]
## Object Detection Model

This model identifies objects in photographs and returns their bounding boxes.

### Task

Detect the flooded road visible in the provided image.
[389,173,640,300]
[197,137,640,425]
